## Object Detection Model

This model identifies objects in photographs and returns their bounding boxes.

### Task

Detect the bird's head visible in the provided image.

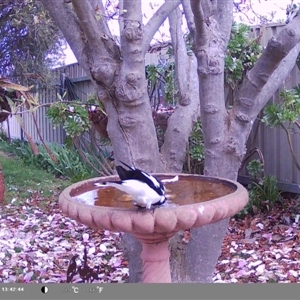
[159,194,167,205]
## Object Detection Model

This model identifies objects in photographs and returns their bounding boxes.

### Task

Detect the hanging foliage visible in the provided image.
[0,0,65,87]
[225,22,262,91]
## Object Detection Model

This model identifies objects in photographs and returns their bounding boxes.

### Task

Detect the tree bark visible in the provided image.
[161,5,200,172]
[187,0,300,283]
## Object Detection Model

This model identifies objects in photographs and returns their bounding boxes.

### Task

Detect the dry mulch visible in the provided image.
[0,193,299,283]
[214,199,300,283]
[0,197,129,283]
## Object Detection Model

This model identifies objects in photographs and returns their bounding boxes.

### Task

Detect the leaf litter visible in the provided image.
[213,198,300,283]
[0,190,299,283]
[0,195,129,283]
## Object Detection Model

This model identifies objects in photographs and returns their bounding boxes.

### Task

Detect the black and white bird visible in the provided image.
[94,161,178,210]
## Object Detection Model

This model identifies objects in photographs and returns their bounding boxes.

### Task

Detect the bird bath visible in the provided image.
[59,174,248,283]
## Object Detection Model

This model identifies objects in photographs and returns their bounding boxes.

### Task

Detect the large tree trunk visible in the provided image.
[122,2,230,282]
[40,0,180,171]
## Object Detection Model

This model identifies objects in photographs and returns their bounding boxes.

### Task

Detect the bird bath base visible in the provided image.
[59,174,248,283]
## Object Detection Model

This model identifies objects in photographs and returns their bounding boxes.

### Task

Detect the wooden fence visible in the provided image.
[3,23,300,192]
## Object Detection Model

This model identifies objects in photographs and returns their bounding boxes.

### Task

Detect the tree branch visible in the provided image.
[40,0,90,74]
[161,56,200,172]
[71,0,102,44]
[191,0,233,177]
[161,5,200,172]
[118,0,124,33]
[190,0,207,46]
[143,0,180,54]
[71,0,112,57]
[227,42,300,177]
[119,0,143,63]
[168,4,189,105]
[216,0,233,43]
[89,0,114,37]
[254,42,300,117]
[181,0,195,37]
[234,17,300,122]
[123,0,142,21]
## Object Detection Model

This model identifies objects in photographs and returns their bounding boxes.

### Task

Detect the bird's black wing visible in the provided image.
[115,161,137,180]
[115,166,133,181]
[116,165,148,182]
[116,162,165,196]
[134,170,165,195]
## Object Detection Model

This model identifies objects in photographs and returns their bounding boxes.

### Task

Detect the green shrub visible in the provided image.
[36,143,95,182]
[225,22,262,90]
[188,119,205,163]
[237,159,282,217]
[247,159,264,184]
[0,139,94,182]
[183,119,205,174]
[0,125,8,141]
[247,175,282,214]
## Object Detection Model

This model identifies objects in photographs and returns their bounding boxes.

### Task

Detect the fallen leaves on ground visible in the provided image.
[0,195,129,283]
[213,199,300,283]
[0,192,299,283]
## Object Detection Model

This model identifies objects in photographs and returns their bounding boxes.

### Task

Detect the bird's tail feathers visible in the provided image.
[161,176,179,184]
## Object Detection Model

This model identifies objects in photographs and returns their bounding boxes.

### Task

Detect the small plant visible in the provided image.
[36,143,95,182]
[46,98,91,139]
[247,159,264,184]
[262,85,300,171]
[146,61,179,107]
[66,234,102,283]
[184,119,205,174]
[252,175,282,211]
[67,248,101,283]
[0,124,8,141]
[188,119,205,163]
[237,159,281,217]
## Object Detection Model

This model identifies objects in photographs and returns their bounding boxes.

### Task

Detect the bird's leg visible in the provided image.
[146,202,156,214]
[134,204,146,213]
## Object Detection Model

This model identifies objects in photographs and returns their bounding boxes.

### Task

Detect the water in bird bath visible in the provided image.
[70,175,236,208]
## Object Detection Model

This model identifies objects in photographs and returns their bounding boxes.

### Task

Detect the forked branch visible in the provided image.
[143,0,180,54]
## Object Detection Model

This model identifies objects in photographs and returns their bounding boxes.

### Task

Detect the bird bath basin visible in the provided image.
[59,174,248,283]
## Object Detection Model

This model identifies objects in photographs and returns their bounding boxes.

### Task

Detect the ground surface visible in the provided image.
[214,199,300,283]
[1,194,299,283]
[0,200,128,283]
[0,154,299,283]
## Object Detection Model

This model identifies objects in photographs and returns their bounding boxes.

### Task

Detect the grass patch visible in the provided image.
[0,140,95,183]
[0,154,71,205]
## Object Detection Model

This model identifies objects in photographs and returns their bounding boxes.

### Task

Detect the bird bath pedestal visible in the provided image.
[59,174,248,283]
